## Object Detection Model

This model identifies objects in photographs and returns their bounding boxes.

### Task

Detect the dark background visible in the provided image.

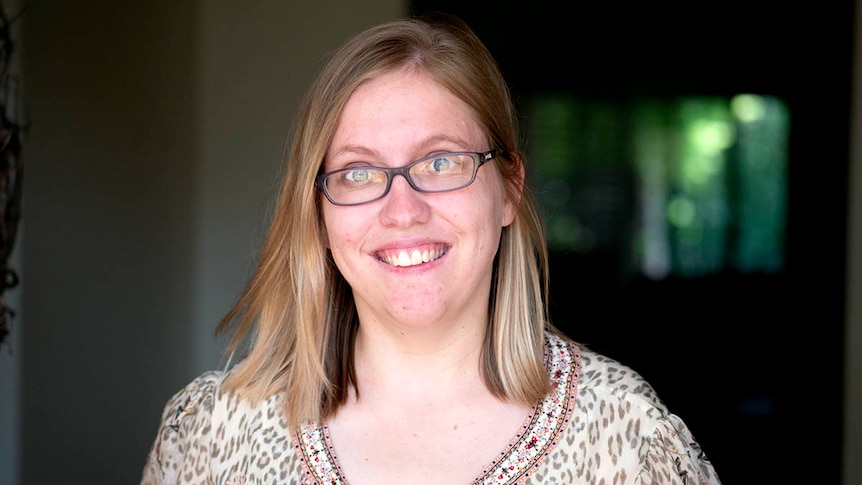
[9,2,854,483]
[412,1,853,483]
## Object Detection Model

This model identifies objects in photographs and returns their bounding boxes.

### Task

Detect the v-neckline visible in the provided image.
[293,334,580,485]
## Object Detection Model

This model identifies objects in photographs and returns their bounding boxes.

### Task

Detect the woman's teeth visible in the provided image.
[382,248,444,267]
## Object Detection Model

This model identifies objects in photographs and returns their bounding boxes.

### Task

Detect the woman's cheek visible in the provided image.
[330,226,360,252]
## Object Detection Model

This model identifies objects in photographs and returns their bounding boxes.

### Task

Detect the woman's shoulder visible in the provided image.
[142,364,296,484]
[141,370,228,484]
[168,369,226,404]
[545,332,722,483]
[157,364,272,429]
[159,370,230,422]
[547,331,667,415]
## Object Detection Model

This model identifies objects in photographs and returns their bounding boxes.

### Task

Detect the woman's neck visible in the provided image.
[351,319,487,399]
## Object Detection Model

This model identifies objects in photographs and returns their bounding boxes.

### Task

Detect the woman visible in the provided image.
[141,12,722,485]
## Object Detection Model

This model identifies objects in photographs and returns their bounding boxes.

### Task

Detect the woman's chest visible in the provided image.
[319,397,532,485]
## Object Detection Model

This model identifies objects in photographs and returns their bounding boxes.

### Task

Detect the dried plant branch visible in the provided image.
[0,0,25,350]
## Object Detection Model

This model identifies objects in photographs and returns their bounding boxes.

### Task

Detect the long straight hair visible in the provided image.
[217,12,554,429]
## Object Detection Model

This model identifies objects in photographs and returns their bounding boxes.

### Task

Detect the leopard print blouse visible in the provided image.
[140,334,722,484]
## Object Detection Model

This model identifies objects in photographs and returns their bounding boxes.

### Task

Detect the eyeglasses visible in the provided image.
[315,149,499,206]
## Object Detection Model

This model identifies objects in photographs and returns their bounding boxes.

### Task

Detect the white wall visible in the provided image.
[4,1,403,483]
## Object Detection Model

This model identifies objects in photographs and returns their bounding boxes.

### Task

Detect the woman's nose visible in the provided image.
[378,174,430,227]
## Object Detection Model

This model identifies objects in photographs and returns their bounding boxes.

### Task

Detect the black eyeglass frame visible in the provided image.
[314,149,500,206]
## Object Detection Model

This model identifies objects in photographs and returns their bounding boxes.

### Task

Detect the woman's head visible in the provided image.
[219,13,551,427]
[320,65,516,335]
[292,12,523,219]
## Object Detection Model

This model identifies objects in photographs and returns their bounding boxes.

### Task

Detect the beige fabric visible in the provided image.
[141,334,721,484]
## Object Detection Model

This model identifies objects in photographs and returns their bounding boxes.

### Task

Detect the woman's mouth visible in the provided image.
[377,245,449,267]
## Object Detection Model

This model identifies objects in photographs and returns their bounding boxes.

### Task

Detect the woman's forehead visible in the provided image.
[326,69,485,160]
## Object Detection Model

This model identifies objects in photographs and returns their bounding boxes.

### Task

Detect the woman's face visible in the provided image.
[321,67,516,331]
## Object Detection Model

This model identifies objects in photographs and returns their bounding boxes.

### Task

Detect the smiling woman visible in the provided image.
[140,12,722,485]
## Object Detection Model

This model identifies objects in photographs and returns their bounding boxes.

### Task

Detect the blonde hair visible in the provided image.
[217,12,553,429]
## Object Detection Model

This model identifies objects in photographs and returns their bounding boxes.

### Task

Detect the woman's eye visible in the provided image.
[430,156,454,173]
[343,169,374,185]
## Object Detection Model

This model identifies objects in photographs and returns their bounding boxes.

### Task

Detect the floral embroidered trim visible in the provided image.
[295,421,346,484]
[473,334,580,484]
[293,334,580,485]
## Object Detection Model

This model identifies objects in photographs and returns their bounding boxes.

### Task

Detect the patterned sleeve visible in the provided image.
[639,412,722,485]
[140,371,223,485]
